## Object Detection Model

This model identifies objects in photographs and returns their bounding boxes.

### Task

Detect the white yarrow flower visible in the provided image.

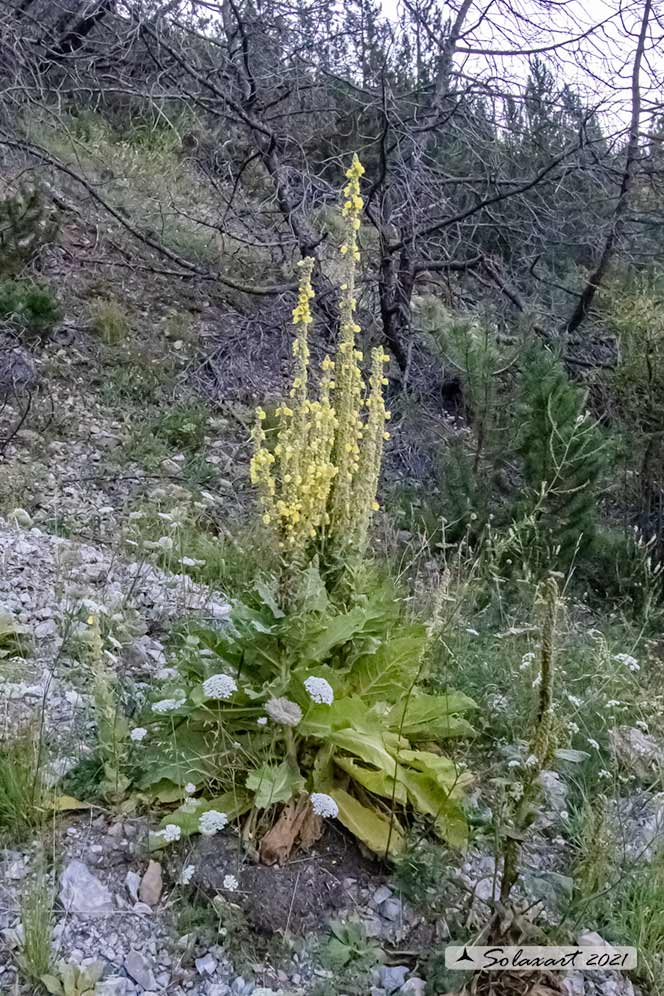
[310,792,338,819]
[614,653,640,672]
[184,782,196,795]
[265,696,302,727]
[179,556,206,568]
[256,716,268,726]
[156,667,178,681]
[152,694,185,714]
[161,823,182,843]
[199,809,228,836]
[202,673,237,700]
[223,874,239,892]
[180,864,195,885]
[304,676,334,705]
[587,737,600,750]
[130,727,148,742]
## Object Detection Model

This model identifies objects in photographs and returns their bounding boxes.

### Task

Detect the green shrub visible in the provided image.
[0,279,61,333]
[515,348,606,568]
[0,184,59,275]
[152,402,208,452]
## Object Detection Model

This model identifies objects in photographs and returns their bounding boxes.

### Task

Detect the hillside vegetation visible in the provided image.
[0,2,663,996]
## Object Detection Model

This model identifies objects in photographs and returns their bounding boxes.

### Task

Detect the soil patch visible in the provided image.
[191,822,384,934]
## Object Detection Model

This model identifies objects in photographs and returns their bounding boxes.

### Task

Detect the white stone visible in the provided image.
[60,860,114,915]
[125,950,157,991]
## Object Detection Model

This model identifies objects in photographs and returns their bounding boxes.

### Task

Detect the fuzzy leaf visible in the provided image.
[331,787,405,856]
[254,580,285,618]
[330,729,398,773]
[399,769,468,848]
[298,696,380,738]
[387,691,476,740]
[335,755,408,805]
[350,626,427,703]
[302,606,375,662]
[294,565,329,613]
[398,749,473,794]
[40,977,63,996]
[246,761,304,809]
[61,963,76,996]
[325,937,353,968]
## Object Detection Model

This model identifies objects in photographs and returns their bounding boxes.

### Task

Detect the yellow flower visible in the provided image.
[249,155,389,565]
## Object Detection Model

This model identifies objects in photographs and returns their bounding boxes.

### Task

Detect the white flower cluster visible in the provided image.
[310,792,338,819]
[156,666,178,681]
[223,874,239,892]
[184,782,196,795]
[304,676,334,705]
[256,716,268,726]
[199,809,228,836]
[614,653,640,672]
[130,727,148,742]
[265,696,302,727]
[180,864,196,885]
[202,673,237,700]
[152,693,186,713]
[160,824,182,843]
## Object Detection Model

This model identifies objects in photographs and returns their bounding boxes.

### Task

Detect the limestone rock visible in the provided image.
[60,860,114,915]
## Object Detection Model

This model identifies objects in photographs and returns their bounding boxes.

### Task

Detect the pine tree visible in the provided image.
[0,184,59,276]
[516,348,606,566]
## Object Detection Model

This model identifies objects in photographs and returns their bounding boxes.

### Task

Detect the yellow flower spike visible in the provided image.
[250,155,389,566]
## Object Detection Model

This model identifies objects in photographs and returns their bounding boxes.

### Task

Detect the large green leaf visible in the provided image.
[138,727,218,791]
[387,691,477,740]
[331,787,405,857]
[335,755,408,805]
[399,769,468,848]
[349,626,427,703]
[246,761,304,809]
[330,729,398,773]
[293,564,329,614]
[298,696,381,738]
[398,749,473,795]
[302,605,377,662]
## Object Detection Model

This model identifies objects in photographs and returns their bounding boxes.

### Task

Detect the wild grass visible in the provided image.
[23,108,272,280]
[17,863,54,987]
[0,730,46,841]
[89,296,131,345]
[126,502,273,596]
[123,401,211,476]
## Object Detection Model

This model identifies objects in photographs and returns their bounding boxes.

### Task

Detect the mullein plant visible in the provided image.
[500,574,559,902]
[136,157,475,861]
[250,155,390,577]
